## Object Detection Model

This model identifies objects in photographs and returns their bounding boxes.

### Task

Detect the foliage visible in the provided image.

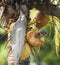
[0,28,6,35]
[0,41,8,65]
[30,16,60,65]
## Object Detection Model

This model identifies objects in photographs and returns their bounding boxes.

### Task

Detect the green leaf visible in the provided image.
[0,28,6,35]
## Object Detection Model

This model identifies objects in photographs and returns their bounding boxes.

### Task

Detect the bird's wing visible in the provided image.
[11,15,27,65]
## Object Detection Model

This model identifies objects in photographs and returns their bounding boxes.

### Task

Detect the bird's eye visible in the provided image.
[35,33,40,38]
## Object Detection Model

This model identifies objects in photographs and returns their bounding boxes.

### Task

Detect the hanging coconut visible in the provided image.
[36,12,50,28]
[29,8,50,28]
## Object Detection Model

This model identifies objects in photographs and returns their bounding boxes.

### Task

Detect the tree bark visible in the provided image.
[39,5,60,19]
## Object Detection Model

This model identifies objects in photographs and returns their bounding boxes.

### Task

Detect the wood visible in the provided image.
[40,5,60,19]
[0,0,60,19]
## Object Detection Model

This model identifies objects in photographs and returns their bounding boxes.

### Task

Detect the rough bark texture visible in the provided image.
[0,0,60,19]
